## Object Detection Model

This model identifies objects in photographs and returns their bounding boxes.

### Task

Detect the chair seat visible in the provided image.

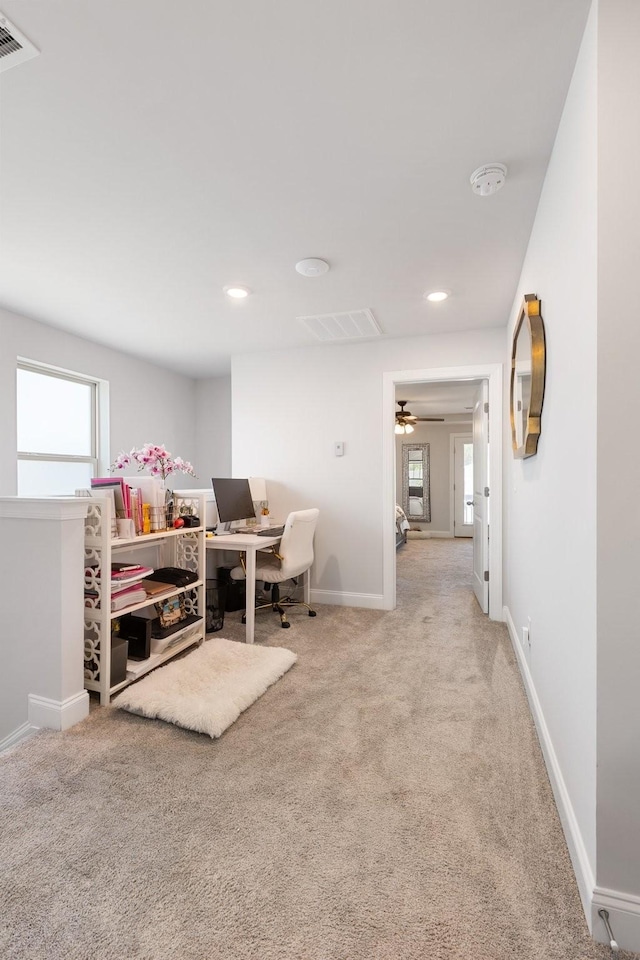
[230,552,286,584]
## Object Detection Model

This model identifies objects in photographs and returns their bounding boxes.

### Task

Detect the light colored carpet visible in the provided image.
[112,638,296,738]
[0,540,634,959]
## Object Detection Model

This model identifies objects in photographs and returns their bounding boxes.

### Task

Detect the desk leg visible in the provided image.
[245,547,256,644]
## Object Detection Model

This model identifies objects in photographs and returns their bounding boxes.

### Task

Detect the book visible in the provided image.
[111,585,147,612]
[142,579,175,597]
[91,477,128,518]
[112,562,146,573]
[85,565,154,588]
[110,564,154,585]
[111,580,149,597]
[126,654,162,679]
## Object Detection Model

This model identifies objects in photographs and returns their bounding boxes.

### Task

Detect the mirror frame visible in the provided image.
[401,442,431,523]
[510,293,546,459]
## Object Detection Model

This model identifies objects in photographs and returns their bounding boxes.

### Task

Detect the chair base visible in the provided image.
[241,587,317,629]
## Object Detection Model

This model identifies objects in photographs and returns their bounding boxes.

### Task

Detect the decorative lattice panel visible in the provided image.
[183,588,198,617]
[84,619,101,681]
[84,500,105,540]
[176,533,199,573]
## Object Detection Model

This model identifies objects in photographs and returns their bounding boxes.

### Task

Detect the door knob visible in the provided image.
[466,500,474,506]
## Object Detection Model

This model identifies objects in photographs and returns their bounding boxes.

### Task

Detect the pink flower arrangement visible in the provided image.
[112,444,196,482]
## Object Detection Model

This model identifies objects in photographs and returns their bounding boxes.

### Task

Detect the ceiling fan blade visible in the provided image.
[415,417,445,421]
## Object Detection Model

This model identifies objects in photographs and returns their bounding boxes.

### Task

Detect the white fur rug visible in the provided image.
[112,638,297,738]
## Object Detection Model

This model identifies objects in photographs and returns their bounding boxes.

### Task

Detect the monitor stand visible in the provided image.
[215,521,231,535]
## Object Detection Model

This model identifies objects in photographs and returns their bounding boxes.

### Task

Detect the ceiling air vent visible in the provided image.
[298,308,383,342]
[0,12,39,73]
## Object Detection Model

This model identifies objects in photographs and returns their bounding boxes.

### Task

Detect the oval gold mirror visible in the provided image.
[510,293,546,458]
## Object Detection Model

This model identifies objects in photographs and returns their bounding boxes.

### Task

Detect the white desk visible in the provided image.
[205,531,281,644]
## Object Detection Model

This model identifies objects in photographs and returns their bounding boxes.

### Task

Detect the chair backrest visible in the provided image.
[278,508,319,580]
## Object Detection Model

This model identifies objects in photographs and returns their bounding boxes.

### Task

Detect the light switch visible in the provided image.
[334,441,345,457]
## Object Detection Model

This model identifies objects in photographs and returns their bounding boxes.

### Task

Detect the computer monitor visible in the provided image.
[211,478,256,528]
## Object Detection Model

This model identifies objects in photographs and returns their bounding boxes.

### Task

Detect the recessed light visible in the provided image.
[425,290,450,302]
[224,285,251,299]
[295,258,330,277]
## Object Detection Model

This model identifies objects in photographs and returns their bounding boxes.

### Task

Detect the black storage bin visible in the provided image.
[206,579,227,632]
[111,636,129,686]
[217,567,246,612]
[118,614,151,660]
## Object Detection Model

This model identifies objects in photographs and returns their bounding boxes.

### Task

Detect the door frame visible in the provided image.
[450,432,473,537]
[382,363,503,621]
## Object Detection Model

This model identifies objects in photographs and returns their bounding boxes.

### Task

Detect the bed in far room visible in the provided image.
[395,503,409,548]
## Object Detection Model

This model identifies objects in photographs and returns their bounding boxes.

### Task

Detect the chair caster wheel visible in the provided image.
[308,610,317,617]
[241,615,246,624]
[281,621,290,629]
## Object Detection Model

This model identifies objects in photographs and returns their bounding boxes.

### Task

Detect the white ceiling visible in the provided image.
[396,380,481,417]
[0,1,590,377]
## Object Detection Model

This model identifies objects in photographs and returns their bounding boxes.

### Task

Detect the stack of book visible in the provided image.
[110,562,154,611]
[89,477,166,537]
[85,562,155,613]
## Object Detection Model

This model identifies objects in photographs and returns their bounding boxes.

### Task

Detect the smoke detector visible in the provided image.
[0,12,40,72]
[470,163,507,197]
[295,258,330,277]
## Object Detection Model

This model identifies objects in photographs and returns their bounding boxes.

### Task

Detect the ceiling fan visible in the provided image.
[395,400,444,434]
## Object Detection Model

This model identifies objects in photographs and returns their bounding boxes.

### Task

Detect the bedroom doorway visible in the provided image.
[383,363,503,620]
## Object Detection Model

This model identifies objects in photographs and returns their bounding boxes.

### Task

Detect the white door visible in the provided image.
[472,381,489,612]
[453,435,473,537]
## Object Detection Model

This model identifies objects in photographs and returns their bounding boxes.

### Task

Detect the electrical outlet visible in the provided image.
[522,626,529,649]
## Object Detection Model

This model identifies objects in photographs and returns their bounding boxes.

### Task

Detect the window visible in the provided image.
[17,361,107,496]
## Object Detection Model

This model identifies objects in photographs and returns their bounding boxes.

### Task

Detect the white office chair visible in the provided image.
[230,508,319,628]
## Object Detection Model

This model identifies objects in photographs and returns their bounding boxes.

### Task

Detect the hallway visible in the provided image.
[0,539,623,959]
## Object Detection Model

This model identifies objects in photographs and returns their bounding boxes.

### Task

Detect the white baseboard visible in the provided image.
[592,887,640,952]
[505,607,640,953]
[310,589,385,610]
[28,690,90,731]
[407,529,452,539]
[0,721,38,754]
[503,606,595,921]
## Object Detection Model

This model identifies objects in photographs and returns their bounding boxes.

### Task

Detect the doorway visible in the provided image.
[383,363,503,620]
[452,434,473,537]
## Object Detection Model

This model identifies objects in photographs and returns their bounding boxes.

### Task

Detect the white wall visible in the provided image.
[504,0,599,919]
[0,307,199,495]
[396,421,472,534]
[194,376,232,482]
[596,0,640,916]
[504,6,640,948]
[230,328,505,605]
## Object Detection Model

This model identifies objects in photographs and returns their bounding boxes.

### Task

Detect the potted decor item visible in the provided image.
[112,444,196,530]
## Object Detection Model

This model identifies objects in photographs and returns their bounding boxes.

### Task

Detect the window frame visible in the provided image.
[17,358,109,491]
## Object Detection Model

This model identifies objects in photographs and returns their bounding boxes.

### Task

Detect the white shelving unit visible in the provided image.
[83,493,206,705]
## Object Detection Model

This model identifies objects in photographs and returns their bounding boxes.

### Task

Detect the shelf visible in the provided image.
[123,627,202,684]
[86,628,202,696]
[84,580,203,620]
[83,493,206,705]
[85,526,204,549]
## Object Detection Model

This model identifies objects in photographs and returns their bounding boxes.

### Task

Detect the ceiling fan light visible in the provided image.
[394,423,404,435]
[404,423,414,433]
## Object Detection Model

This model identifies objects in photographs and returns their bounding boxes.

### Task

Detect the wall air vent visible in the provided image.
[0,12,39,73]
[298,308,383,342]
